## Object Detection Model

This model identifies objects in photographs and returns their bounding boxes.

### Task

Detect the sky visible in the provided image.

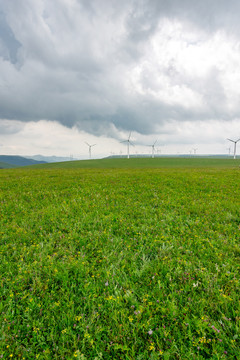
[0,0,240,159]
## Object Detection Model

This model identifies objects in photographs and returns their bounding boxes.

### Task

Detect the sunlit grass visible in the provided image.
[0,160,239,359]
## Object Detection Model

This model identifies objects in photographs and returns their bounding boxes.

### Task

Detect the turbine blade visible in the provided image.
[227,139,234,143]
[128,132,131,140]
[85,142,90,146]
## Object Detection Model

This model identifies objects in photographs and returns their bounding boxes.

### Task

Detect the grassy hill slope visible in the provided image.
[29,157,240,169]
[0,161,17,169]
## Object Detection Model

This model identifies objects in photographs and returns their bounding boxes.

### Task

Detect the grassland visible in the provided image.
[0,158,239,359]
[0,162,16,169]
[29,157,239,169]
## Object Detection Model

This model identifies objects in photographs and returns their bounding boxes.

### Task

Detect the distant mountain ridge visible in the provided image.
[0,155,47,167]
[24,155,80,163]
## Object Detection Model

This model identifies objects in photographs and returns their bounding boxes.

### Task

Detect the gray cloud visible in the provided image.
[0,11,21,64]
[139,0,240,34]
[0,0,240,139]
[0,119,25,134]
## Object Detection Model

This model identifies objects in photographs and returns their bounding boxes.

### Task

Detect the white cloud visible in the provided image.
[0,0,239,157]
[0,118,239,158]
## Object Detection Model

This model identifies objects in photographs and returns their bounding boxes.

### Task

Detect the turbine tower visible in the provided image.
[85,142,96,159]
[120,132,134,159]
[149,140,157,158]
[227,138,240,159]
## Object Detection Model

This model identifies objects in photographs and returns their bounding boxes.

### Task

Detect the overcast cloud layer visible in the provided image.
[0,0,239,156]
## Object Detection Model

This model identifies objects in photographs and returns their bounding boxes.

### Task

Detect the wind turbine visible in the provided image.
[193,148,198,155]
[227,138,240,159]
[120,132,134,159]
[149,140,157,158]
[85,142,96,159]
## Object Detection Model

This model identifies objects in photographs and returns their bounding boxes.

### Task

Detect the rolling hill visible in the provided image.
[0,155,46,167]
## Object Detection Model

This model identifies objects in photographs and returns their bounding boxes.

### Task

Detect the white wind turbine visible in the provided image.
[227,138,240,159]
[149,140,158,158]
[85,142,96,159]
[120,132,134,159]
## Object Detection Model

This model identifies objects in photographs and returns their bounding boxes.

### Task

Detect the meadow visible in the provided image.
[0,158,239,359]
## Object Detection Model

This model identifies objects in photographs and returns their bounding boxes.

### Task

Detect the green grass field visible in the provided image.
[29,157,239,169]
[0,158,239,359]
[0,162,16,169]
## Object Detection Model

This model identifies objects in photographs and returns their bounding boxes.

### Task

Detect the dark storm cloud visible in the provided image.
[0,0,239,138]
